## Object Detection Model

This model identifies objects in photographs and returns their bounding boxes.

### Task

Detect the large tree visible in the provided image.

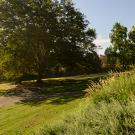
[55,2,97,73]
[0,0,98,82]
[0,0,61,82]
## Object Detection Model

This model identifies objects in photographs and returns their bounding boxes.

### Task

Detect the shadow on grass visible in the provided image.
[0,76,105,106]
[22,91,85,106]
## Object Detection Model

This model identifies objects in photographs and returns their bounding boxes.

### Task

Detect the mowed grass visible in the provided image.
[0,97,82,135]
[0,73,105,135]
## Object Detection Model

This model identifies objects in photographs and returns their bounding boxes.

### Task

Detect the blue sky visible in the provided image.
[73,0,135,55]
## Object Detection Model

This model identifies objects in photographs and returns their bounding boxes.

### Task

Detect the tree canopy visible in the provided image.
[110,23,128,68]
[0,0,100,82]
[105,23,135,69]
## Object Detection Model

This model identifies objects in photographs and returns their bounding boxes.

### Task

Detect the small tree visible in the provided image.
[110,23,129,68]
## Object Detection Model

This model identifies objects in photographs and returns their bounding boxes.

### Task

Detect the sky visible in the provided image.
[73,0,135,55]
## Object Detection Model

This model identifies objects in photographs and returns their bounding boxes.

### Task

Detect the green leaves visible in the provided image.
[0,0,99,82]
[107,23,135,68]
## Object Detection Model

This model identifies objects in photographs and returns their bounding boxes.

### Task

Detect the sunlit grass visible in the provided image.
[0,96,83,135]
[0,73,105,134]
[0,83,16,91]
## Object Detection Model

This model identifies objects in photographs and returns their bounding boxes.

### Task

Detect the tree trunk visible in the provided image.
[14,76,24,84]
[36,73,43,83]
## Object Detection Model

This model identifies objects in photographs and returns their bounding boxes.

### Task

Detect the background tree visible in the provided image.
[128,26,135,65]
[105,46,117,68]
[110,23,128,68]
[107,23,135,69]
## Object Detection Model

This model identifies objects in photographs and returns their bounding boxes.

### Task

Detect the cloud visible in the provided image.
[94,37,110,45]
[94,36,110,55]
[97,49,105,55]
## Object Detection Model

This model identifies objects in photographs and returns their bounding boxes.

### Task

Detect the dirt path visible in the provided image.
[0,96,22,106]
[0,86,82,107]
[0,92,81,107]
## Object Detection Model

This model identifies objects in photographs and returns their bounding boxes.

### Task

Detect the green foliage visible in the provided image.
[40,70,135,135]
[110,23,128,68]
[0,0,59,81]
[105,46,117,68]
[128,26,135,64]
[0,0,99,82]
[42,100,135,135]
[106,23,135,69]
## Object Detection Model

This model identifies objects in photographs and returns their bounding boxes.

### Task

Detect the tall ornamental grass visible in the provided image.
[41,70,135,135]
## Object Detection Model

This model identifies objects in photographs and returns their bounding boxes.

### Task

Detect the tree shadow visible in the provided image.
[21,91,85,106]
[0,76,104,106]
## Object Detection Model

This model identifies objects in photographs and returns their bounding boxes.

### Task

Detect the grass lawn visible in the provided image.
[0,97,83,135]
[0,73,106,135]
